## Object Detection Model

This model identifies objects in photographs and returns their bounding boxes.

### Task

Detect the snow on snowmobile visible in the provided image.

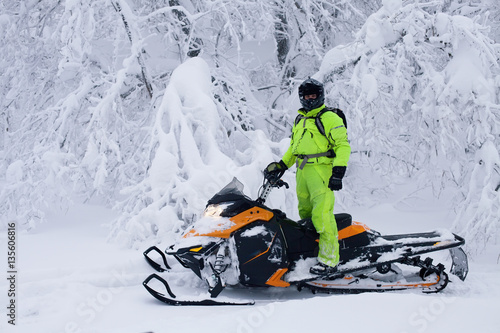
[142,175,468,306]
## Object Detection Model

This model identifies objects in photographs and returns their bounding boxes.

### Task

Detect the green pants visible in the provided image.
[296,164,340,267]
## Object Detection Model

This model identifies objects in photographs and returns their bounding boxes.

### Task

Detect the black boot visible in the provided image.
[310,262,338,276]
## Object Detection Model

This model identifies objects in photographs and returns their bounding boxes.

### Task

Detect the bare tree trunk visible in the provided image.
[169,0,202,58]
[112,0,153,98]
[272,1,296,88]
[274,3,289,68]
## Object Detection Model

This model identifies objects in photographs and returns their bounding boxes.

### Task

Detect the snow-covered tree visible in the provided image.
[454,141,500,253]
[109,57,288,248]
[0,0,367,232]
[1,1,74,229]
[1,0,499,253]
[313,0,500,249]
[0,0,157,229]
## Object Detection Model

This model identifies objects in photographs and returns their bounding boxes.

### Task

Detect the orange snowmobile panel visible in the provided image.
[338,221,370,240]
[265,268,290,287]
[183,207,274,239]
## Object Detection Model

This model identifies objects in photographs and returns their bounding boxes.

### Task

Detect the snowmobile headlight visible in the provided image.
[203,202,235,217]
[203,204,224,217]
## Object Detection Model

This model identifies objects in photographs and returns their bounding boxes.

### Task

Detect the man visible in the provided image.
[265,78,351,275]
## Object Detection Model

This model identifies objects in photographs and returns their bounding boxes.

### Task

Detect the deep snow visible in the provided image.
[2,190,499,333]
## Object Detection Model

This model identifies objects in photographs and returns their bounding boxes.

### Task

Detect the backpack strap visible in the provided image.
[314,110,327,136]
[294,114,304,127]
[294,107,348,137]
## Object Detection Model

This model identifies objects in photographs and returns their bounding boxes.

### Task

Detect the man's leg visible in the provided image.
[296,168,313,220]
[307,165,340,267]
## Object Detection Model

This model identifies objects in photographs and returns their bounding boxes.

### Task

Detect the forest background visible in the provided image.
[1,0,499,256]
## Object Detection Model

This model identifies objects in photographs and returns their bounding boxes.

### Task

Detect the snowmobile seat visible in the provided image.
[297,214,371,249]
[335,214,371,249]
[334,213,352,230]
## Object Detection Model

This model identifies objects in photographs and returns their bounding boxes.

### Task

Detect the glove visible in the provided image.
[328,166,346,191]
[264,160,288,182]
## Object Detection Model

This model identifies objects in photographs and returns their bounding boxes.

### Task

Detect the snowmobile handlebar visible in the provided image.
[257,177,289,204]
[273,179,289,189]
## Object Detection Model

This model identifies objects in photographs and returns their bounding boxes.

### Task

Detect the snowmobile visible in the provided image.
[143,176,468,306]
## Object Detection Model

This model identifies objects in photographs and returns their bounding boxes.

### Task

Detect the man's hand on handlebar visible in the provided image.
[264,160,288,185]
[273,179,289,189]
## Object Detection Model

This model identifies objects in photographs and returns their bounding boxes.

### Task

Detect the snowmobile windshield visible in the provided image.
[206,177,254,216]
[214,177,245,197]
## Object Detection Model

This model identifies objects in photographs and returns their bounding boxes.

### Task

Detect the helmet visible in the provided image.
[298,78,325,111]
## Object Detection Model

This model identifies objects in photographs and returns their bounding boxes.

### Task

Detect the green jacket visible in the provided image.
[282,104,351,169]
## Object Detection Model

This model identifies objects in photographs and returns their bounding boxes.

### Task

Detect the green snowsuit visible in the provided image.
[281,105,351,267]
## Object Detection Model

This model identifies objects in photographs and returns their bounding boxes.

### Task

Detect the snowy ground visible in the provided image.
[1,196,500,333]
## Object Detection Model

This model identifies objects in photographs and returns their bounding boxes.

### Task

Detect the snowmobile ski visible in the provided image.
[143,246,170,272]
[143,273,254,306]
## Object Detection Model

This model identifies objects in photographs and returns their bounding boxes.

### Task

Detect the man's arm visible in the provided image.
[324,113,351,167]
[281,132,297,168]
